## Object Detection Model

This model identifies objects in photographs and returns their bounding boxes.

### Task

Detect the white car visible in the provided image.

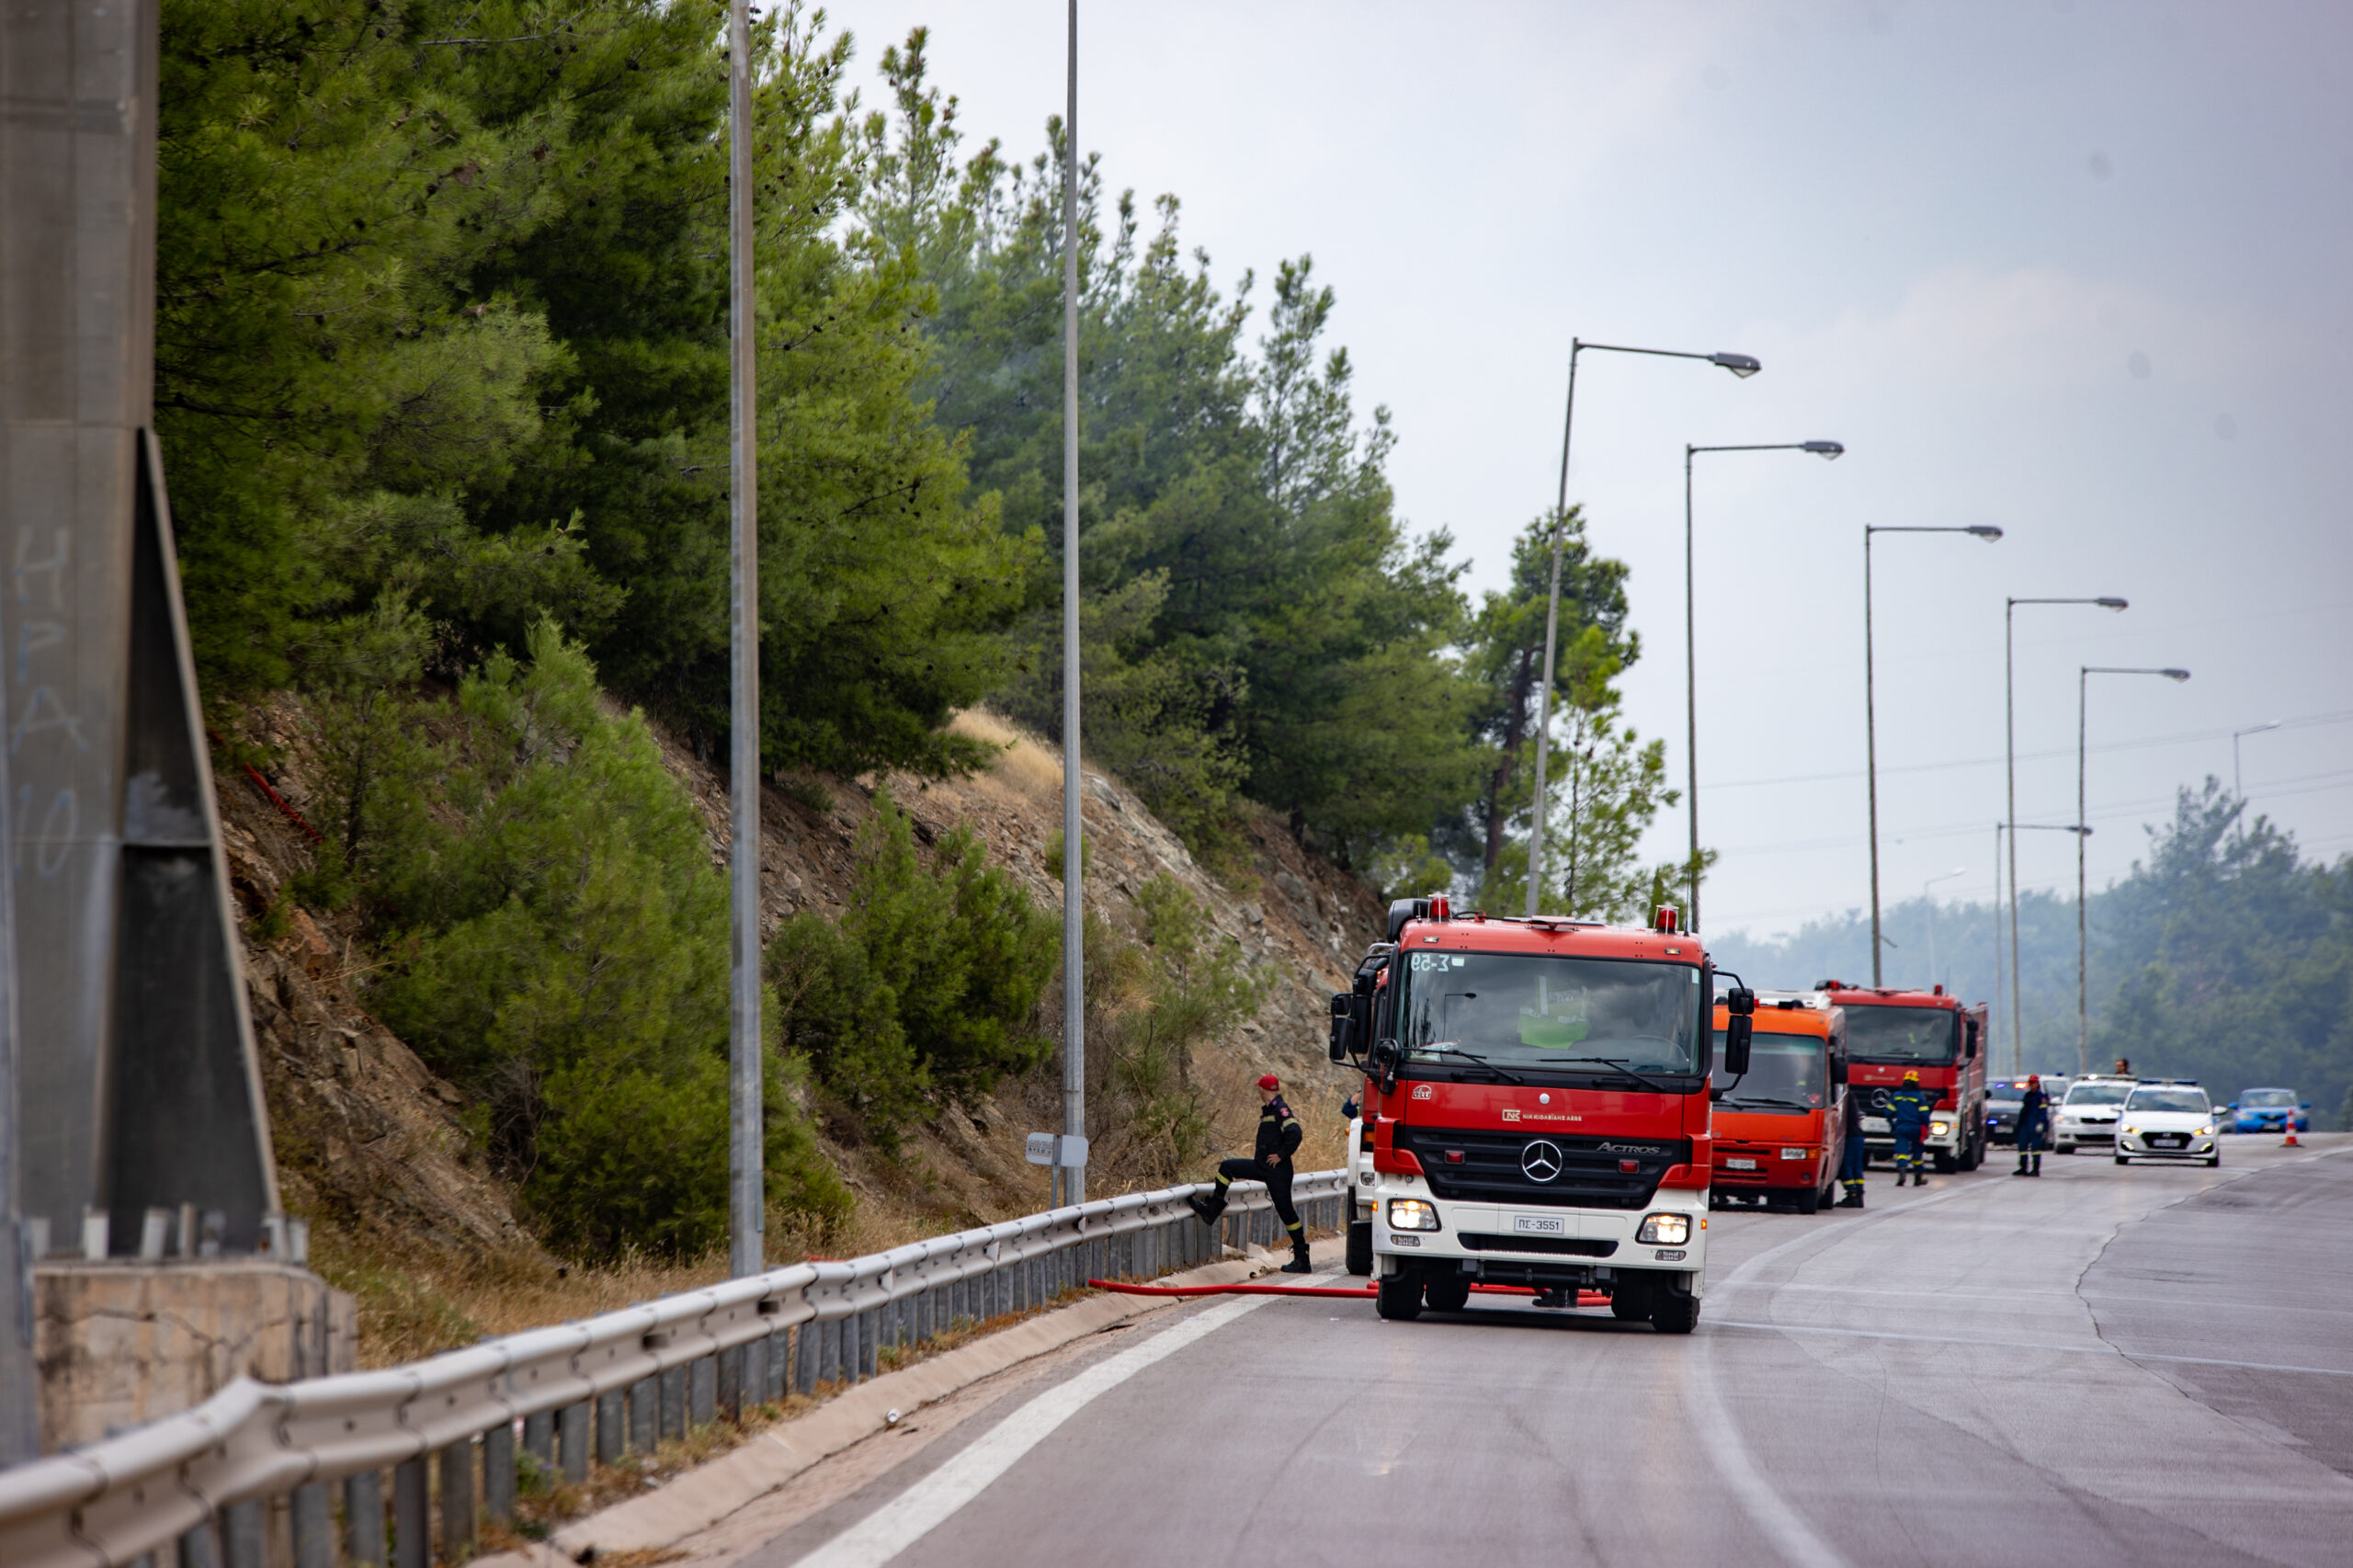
[2053,1075,2136,1153]
[2115,1084,2220,1166]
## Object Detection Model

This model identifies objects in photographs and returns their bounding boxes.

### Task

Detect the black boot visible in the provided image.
[1836,1186,1864,1208]
[1188,1187,1227,1226]
[1281,1237,1313,1274]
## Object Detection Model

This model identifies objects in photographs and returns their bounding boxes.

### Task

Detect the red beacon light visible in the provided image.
[1428,893,1451,920]
[1654,904,1681,935]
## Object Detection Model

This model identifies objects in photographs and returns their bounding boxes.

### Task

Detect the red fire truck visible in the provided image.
[1331,896,1747,1334]
[1818,981,1988,1172]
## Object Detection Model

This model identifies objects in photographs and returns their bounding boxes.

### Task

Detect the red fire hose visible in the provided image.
[1087,1278,1611,1306]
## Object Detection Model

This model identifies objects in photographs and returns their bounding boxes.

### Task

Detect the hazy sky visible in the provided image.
[819,0,2353,940]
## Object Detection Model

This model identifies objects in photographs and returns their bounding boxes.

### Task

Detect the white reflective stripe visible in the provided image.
[788,1296,1271,1568]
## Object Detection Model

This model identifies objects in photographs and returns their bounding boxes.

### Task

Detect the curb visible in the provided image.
[509,1241,1337,1562]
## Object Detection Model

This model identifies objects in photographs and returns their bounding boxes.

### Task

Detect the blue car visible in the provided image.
[2227,1087,2310,1133]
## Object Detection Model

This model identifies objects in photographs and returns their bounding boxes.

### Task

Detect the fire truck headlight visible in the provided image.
[1929,1119,1952,1138]
[1387,1199,1441,1233]
[1637,1213,1691,1245]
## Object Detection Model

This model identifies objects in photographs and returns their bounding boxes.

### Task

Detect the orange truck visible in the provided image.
[1709,992,1849,1213]
[1819,981,1989,1172]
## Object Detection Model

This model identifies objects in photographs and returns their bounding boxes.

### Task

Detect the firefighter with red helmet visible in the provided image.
[1886,1069,1940,1187]
[1188,1074,1312,1273]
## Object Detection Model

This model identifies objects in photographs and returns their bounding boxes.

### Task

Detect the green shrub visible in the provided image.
[364,619,849,1256]
[770,788,1058,1148]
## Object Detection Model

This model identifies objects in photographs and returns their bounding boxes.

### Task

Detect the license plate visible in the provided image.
[1861,1117,1889,1133]
[1723,1157,1758,1170]
[2151,1134,2186,1148]
[1512,1214,1566,1235]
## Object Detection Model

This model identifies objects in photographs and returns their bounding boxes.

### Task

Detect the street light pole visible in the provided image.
[1924,867,1965,987]
[1057,0,1086,1207]
[1999,821,2093,1074]
[1526,339,1760,917]
[2233,719,2280,802]
[726,0,764,1280]
[2004,595,2124,1077]
[1682,439,1842,932]
[2078,665,2190,1074]
[1865,525,2003,983]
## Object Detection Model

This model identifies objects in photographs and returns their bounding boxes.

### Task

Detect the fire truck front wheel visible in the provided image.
[1375,1266,1423,1322]
[1423,1271,1472,1313]
[1346,1220,1373,1277]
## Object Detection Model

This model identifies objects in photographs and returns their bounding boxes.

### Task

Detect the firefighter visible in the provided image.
[1886,1070,1940,1187]
[1837,1076,1869,1207]
[2012,1074,2049,1177]
[1188,1074,1312,1273]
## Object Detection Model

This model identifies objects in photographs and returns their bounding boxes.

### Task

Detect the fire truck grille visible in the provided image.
[1460,1233,1619,1257]
[1398,1127,1689,1209]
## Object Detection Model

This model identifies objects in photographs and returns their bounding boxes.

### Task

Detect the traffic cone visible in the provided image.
[2283,1116,2300,1148]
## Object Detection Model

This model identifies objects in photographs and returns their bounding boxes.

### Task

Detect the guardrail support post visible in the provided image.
[629,1375,656,1452]
[717,1344,742,1423]
[291,1482,334,1568]
[688,1358,715,1427]
[597,1388,624,1461]
[859,1309,879,1379]
[438,1441,474,1560]
[346,1471,385,1564]
[523,1409,553,1471]
[178,1519,222,1568]
[392,1459,427,1568]
[660,1365,686,1439]
[483,1421,515,1523]
[792,1321,816,1394]
[766,1324,790,1401]
[560,1401,590,1482]
[221,1499,266,1568]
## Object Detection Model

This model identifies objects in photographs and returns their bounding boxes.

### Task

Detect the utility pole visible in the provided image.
[1057,0,1087,1207]
[727,0,764,1278]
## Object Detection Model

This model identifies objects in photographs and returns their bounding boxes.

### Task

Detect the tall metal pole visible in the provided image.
[1683,447,1699,927]
[2077,667,2088,1078]
[1059,0,1086,1206]
[726,0,764,1278]
[2077,665,2188,1075]
[1865,529,1883,984]
[1526,346,1580,917]
[1993,824,2006,1074]
[0,721,26,1462]
[2006,602,2022,1070]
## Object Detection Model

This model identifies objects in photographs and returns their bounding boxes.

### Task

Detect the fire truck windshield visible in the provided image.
[1842,1005,1959,1065]
[1395,952,1702,1076]
[1710,1031,1826,1110]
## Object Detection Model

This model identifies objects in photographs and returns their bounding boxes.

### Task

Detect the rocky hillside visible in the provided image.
[215,698,1384,1320]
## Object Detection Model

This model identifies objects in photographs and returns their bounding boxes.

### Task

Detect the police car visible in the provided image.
[2115,1082,2220,1166]
[2052,1074,2136,1153]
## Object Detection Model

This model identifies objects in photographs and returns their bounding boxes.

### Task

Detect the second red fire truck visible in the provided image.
[1820,981,1989,1172]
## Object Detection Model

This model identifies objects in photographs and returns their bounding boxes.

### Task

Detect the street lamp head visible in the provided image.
[2074,825,2094,836]
[2097,597,2128,610]
[2161,668,2191,681]
[1710,351,1762,378]
[1967,526,2004,541]
[1802,440,1845,458]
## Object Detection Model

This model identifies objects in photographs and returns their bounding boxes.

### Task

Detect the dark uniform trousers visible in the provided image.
[1211,1095,1306,1249]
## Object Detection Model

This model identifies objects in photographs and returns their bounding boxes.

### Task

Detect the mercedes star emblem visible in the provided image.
[1520,1140,1563,1183]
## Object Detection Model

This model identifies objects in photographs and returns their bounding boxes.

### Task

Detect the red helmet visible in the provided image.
[1256,1074,1280,1091]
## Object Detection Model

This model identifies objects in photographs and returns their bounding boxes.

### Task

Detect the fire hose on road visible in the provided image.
[1086,1278,1612,1305]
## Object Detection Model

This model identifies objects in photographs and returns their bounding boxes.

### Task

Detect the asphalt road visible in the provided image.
[711,1134,2353,1568]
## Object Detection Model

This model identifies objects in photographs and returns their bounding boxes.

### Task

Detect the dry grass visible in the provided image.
[948,707,1072,803]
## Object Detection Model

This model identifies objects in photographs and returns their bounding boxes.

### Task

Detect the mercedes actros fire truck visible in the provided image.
[1331,896,1749,1334]
[1821,981,1989,1172]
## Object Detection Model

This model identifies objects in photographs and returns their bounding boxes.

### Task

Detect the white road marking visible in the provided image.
[785,1296,1270,1568]
[1712,1317,2353,1377]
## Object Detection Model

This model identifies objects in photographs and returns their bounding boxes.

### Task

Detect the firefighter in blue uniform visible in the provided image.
[1886,1069,1940,1187]
[1189,1074,1312,1273]
[1837,1079,1869,1207]
[2012,1074,2049,1177]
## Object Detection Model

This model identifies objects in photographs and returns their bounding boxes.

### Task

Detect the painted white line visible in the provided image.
[1712,1317,2353,1378]
[786,1295,1270,1568]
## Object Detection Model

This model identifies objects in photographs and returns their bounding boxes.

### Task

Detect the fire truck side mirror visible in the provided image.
[1725,987,1756,1017]
[1964,1018,1981,1061]
[1369,1037,1403,1090]
[1329,993,1365,1062]
[1722,1015,1754,1076]
[1832,1056,1849,1086]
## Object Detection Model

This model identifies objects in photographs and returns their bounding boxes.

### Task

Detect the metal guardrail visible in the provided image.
[0,1172,1345,1568]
